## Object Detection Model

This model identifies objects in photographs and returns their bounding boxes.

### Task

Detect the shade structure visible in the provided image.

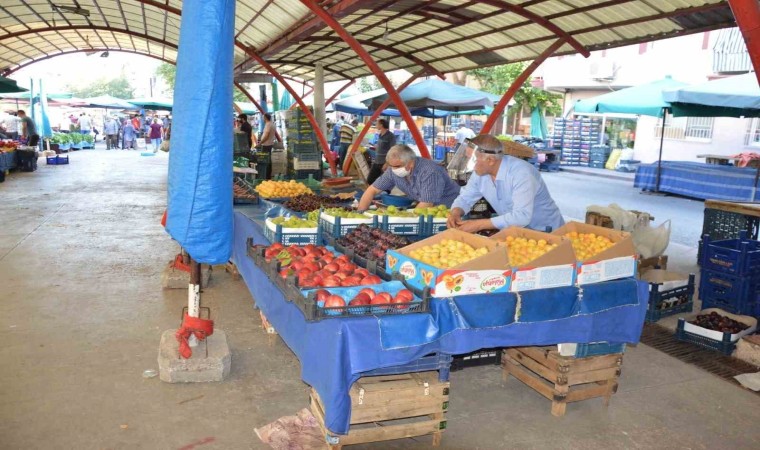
[332,88,449,118]
[82,95,136,109]
[364,79,500,111]
[663,72,760,117]
[574,76,688,117]
[128,97,173,111]
[235,101,259,115]
[279,90,294,110]
[0,76,27,93]
[2,91,70,99]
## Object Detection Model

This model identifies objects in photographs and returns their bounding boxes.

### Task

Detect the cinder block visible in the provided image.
[157,329,230,383]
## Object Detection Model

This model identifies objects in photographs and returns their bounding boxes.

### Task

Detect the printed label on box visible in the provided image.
[510,264,575,292]
[434,270,511,297]
[577,256,636,285]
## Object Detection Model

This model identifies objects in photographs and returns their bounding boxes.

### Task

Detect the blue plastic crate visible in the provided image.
[46,155,69,165]
[701,232,760,276]
[588,161,605,169]
[698,268,760,317]
[675,318,738,355]
[425,218,448,237]
[320,212,377,240]
[374,214,426,237]
[644,273,695,323]
[361,353,452,382]
[569,342,626,358]
[263,219,322,245]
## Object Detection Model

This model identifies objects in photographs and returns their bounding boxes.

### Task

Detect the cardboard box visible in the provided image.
[490,227,576,292]
[683,308,757,342]
[552,221,637,285]
[386,229,510,297]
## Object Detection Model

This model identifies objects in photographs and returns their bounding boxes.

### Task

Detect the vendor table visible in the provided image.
[697,154,760,168]
[230,202,647,435]
[635,161,760,201]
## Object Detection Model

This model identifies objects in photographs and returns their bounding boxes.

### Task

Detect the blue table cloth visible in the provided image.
[635,161,760,201]
[231,208,648,434]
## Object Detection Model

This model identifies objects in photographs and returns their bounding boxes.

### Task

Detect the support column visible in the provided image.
[314,64,327,145]
[342,69,427,175]
[245,48,337,175]
[728,0,760,83]
[299,0,430,159]
[482,39,566,134]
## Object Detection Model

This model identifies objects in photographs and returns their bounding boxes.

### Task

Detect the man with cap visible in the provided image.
[447,134,564,233]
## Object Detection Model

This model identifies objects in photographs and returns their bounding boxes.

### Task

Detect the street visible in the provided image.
[542,171,705,248]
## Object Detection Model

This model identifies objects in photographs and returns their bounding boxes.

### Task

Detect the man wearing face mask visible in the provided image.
[357,144,460,211]
[447,134,563,233]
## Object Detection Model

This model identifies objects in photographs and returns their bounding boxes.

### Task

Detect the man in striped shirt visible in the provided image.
[357,144,460,210]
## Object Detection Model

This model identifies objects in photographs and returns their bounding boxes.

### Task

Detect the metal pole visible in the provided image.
[728,0,760,84]
[188,258,201,347]
[655,108,667,193]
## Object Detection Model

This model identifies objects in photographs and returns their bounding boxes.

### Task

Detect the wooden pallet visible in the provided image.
[310,371,448,449]
[502,347,623,417]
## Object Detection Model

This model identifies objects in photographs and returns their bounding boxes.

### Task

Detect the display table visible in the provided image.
[635,161,760,201]
[230,204,647,434]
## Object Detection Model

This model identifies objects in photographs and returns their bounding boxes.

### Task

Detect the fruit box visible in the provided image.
[489,227,576,292]
[552,221,637,285]
[385,228,510,297]
[681,308,757,343]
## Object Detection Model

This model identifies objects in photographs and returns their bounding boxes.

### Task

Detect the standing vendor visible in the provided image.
[366,119,395,185]
[358,144,460,210]
[447,134,564,232]
[17,110,39,147]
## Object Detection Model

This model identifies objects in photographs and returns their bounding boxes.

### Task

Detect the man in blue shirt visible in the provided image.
[358,144,460,210]
[448,134,564,233]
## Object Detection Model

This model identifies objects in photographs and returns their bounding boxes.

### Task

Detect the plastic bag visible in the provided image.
[632,219,671,259]
[160,140,170,152]
[586,203,638,231]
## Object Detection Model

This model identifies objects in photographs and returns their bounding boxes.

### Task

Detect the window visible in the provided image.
[654,116,714,141]
[745,118,760,147]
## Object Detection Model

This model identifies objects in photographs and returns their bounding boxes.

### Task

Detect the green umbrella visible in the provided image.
[663,72,760,117]
[0,76,27,94]
[128,97,173,111]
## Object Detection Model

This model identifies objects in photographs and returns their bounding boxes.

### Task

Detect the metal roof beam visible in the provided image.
[325,79,355,106]
[3,49,175,76]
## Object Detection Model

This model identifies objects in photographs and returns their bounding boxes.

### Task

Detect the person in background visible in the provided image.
[17,110,39,147]
[338,119,358,167]
[357,144,460,211]
[454,122,476,144]
[104,116,119,150]
[259,113,276,179]
[131,115,141,138]
[78,113,92,137]
[238,114,253,150]
[122,119,137,150]
[331,115,343,153]
[447,134,564,233]
[3,113,19,140]
[149,118,163,152]
[367,118,395,185]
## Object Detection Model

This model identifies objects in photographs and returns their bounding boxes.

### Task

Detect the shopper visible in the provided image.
[367,118,395,185]
[78,113,92,137]
[122,119,137,150]
[2,113,19,140]
[357,144,460,211]
[338,119,358,167]
[259,113,276,179]
[238,114,253,150]
[447,134,564,233]
[131,115,141,138]
[17,110,39,147]
[149,118,163,152]
[104,116,119,150]
[454,122,476,144]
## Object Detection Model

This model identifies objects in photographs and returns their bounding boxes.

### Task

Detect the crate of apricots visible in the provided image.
[254,179,314,200]
[385,229,510,297]
[490,227,577,292]
[553,221,637,284]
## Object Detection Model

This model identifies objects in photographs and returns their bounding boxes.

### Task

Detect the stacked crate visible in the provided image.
[700,231,760,317]
[286,107,321,180]
[553,117,601,166]
[589,144,611,169]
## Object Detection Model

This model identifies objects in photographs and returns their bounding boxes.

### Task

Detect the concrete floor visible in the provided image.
[1,149,758,450]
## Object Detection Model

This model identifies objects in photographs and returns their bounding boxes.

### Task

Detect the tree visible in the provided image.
[467,63,562,134]
[68,74,135,99]
[357,76,382,93]
[156,62,247,101]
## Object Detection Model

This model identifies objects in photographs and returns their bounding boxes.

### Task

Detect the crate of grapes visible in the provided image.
[320,207,377,240]
[676,309,757,355]
[264,217,321,245]
[364,206,427,237]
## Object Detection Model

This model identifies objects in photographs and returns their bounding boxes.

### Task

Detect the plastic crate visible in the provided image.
[567,342,626,358]
[450,349,502,371]
[46,155,69,165]
[699,206,760,264]
[588,161,605,169]
[293,169,323,181]
[642,272,695,322]
[701,232,760,276]
[320,212,377,240]
[675,318,738,355]
[539,161,561,172]
[373,214,426,237]
[426,217,448,237]
[263,219,321,246]
[698,268,760,316]
[362,353,453,382]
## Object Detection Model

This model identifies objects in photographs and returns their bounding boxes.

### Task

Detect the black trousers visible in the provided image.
[261,145,273,179]
[367,163,384,185]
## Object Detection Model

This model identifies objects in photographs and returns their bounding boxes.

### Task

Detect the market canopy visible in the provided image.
[128,97,173,111]
[82,95,137,109]
[662,72,760,117]
[235,102,260,115]
[364,79,501,111]
[0,76,27,93]
[574,76,689,117]
[331,88,449,118]
[0,1,738,84]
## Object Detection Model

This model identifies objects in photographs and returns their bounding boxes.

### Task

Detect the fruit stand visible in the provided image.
[230,198,648,438]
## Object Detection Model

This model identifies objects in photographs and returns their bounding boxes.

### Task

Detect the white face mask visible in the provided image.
[392,166,410,177]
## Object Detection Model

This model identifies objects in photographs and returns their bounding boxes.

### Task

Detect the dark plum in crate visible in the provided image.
[337,224,411,270]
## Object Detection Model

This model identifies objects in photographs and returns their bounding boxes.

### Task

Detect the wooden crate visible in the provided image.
[310,371,448,449]
[502,347,623,417]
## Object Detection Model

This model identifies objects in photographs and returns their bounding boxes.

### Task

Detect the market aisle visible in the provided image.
[0,151,758,449]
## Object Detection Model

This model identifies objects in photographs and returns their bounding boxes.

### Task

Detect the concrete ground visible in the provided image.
[1,149,758,450]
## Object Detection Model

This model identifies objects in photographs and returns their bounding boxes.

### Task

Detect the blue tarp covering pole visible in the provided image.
[38,80,53,138]
[166,0,235,264]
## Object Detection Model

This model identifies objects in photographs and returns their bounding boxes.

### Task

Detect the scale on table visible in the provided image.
[446,140,474,184]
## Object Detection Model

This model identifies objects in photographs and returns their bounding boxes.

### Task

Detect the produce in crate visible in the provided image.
[255,180,313,198]
[233,183,257,200]
[413,205,450,218]
[313,287,414,310]
[563,232,615,260]
[284,194,345,212]
[408,239,489,269]
[322,207,367,219]
[269,216,317,228]
[364,204,450,219]
[504,236,558,266]
[337,224,411,267]
[689,311,750,334]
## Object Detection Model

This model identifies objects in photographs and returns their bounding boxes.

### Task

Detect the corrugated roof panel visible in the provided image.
[526,1,574,17]
[551,14,605,32]
[586,2,660,24]
[574,29,627,47]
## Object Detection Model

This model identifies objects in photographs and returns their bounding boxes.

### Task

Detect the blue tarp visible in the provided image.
[635,161,760,201]
[231,207,648,435]
[166,0,235,264]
